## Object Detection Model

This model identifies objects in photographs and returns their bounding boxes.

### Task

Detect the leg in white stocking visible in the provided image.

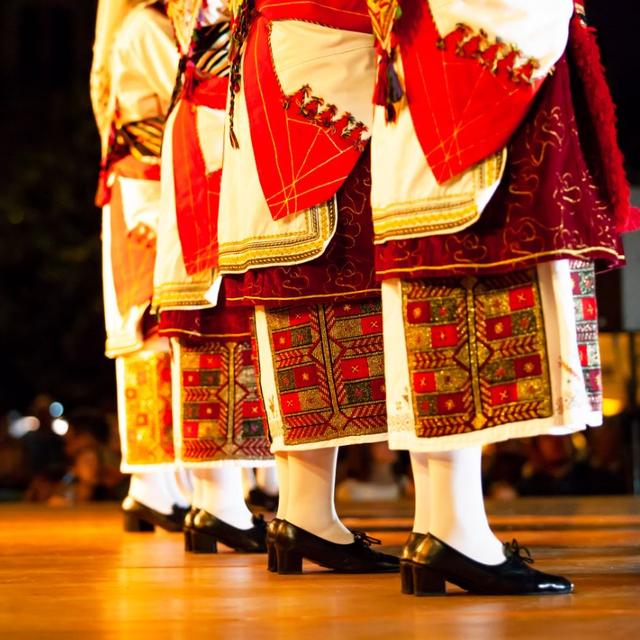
[286,447,353,544]
[255,466,279,497]
[410,452,430,534]
[128,471,177,515]
[274,452,288,520]
[427,446,504,565]
[191,468,254,530]
[164,471,191,509]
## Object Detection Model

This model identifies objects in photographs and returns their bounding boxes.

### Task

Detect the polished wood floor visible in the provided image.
[0,497,639,639]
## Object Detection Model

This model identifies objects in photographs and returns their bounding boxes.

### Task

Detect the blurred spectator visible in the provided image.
[22,394,67,501]
[48,409,125,506]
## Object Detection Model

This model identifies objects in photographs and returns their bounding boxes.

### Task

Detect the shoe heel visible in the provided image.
[400,561,414,594]
[190,530,218,554]
[267,542,278,572]
[276,547,303,575]
[123,512,155,532]
[184,529,193,552]
[412,565,446,596]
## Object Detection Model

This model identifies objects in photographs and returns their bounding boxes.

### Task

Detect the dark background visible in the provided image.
[0,0,638,416]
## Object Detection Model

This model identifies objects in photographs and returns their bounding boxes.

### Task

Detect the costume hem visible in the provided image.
[270,431,388,453]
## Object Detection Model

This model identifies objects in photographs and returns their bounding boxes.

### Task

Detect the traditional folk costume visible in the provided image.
[365,0,637,594]
[91,0,191,531]
[214,0,399,573]
[151,0,273,552]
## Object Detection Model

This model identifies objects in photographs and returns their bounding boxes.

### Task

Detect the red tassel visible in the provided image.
[569,16,636,232]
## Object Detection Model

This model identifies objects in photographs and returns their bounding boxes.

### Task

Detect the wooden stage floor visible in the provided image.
[0,497,639,639]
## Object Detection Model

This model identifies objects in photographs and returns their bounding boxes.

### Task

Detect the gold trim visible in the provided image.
[373,151,504,243]
[226,342,237,447]
[376,247,625,276]
[218,198,337,273]
[225,288,381,304]
[170,328,252,339]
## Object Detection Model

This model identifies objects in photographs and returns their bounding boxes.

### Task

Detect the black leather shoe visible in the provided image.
[400,532,427,594]
[247,487,279,513]
[406,533,574,596]
[190,511,267,553]
[266,518,282,572]
[122,496,188,533]
[274,520,400,574]
[183,507,201,552]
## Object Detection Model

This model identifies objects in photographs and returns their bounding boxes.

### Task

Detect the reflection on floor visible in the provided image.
[0,497,639,639]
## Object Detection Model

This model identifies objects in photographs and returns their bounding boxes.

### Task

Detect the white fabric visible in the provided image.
[269,21,375,135]
[217,80,337,273]
[371,59,506,244]
[102,203,147,357]
[101,6,178,355]
[91,0,150,153]
[116,337,174,471]
[128,470,179,515]
[152,103,215,311]
[383,260,602,453]
[191,467,254,529]
[253,306,389,452]
[200,0,227,25]
[111,5,179,124]
[286,448,354,544]
[430,0,573,79]
[216,19,377,273]
[118,176,163,232]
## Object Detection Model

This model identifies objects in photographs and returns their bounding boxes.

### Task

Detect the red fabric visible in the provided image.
[397,0,544,183]
[172,75,228,274]
[255,0,371,33]
[567,15,638,232]
[243,7,371,221]
[375,54,625,280]
[108,156,160,316]
[159,304,253,342]
[224,148,379,307]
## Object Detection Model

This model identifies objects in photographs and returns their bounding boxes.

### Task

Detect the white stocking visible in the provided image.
[191,467,254,530]
[423,446,504,565]
[410,451,430,534]
[255,466,279,496]
[164,470,191,508]
[274,452,289,520]
[128,471,177,515]
[286,447,353,544]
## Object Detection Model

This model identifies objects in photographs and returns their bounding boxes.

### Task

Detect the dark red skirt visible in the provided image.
[223,149,380,307]
[375,46,626,280]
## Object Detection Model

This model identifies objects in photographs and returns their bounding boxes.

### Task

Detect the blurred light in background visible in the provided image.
[49,402,64,418]
[51,418,69,436]
[8,415,40,438]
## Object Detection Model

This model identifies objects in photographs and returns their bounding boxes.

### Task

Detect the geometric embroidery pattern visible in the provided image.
[264,299,388,446]
[570,259,602,414]
[180,340,271,463]
[123,351,175,466]
[402,270,553,439]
